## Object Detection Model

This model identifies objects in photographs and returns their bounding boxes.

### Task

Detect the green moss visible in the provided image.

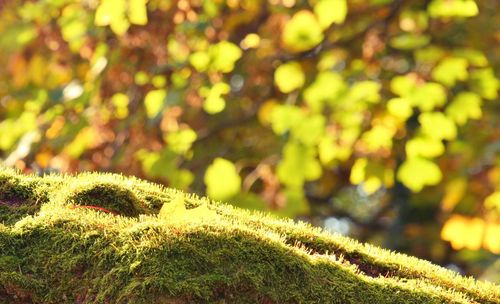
[0,168,498,303]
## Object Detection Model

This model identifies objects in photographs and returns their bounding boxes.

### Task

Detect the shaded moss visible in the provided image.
[65,183,143,217]
[0,168,498,304]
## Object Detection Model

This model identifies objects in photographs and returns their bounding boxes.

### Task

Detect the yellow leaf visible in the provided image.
[28,55,46,86]
[209,41,242,73]
[159,195,218,223]
[204,158,241,201]
[406,136,444,158]
[484,223,500,254]
[111,93,129,119]
[95,0,130,35]
[144,89,166,118]
[360,125,395,152]
[282,10,324,52]
[419,112,457,140]
[441,215,484,251]
[189,51,210,72]
[442,215,500,254]
[202,82,230,114]
[432,57,468,87]
[258,100,278,126]
[441,178,467,212]
[314,0,347,29]
[445,92,482,126]
[129,0,148,25]
[165,128,197,155]
[186,203,218,222]
[397,157,442,192]
[303,71,345,112]
[274,61,305,93]
[484,192,500,213]
[410,82,447,112]
[159,195,187,219]
[240,33,260,49]
[428,0,479,18]
[387,98,413,121]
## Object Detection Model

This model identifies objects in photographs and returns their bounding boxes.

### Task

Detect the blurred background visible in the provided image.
[0,0,499,283]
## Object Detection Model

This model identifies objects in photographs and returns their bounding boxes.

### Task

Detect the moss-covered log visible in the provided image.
[0,168,498,303]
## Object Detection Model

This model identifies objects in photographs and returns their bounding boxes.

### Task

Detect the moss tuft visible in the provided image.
[0,168,498,304]
[63,183,143,217]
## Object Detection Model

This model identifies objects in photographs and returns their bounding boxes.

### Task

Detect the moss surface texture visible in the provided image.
[0,168,499,303]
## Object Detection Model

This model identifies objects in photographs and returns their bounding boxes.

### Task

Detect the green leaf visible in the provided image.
[469,68,499,100]
[410,82,447,112]
[414,46,446,64]
[95,0,129,35]
[291,114,325,146]
[136,148,176,178]
[428,0,479,18]
[165,128,197,154]
[314,0,347,29]
[445,92,482,126]
[274,61,305,93]
[209,41,242,73]
[189,51,210,72]
[152,75,166,88]
[134,71,149,85]
[318,134,353,164]
[387,98,413,121]
[144,89,166,118]
[270,105,304,135]
[399,10,429,32]
[282,10,324,52]
[360,125,395,152]
[348,81,381,104]
[397,157,442,192]
[406,136,445,158]
[390,34,431,50]
[204,158,241,201]
[303,71,345,112]
[432,57,468,87]
[453,48,488,67]
[58,5,89,52]
[201,82,230,114]
[0,112,37,150]
[350,158,394,195]
[390,75,417,97]
[168,169,194,189]
[190,42,242,73]
[277,141,322,188]
[111,93,129,119]
[419,112,457,140]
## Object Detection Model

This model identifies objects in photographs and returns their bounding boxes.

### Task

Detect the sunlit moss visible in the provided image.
[0,168,498,303]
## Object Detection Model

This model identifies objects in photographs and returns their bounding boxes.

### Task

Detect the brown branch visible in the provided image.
[193,107,259,145]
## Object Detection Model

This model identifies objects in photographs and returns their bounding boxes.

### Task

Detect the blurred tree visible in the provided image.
[0,0,499,281]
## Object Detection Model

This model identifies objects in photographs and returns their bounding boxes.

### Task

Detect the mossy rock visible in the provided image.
[0,168,498,303]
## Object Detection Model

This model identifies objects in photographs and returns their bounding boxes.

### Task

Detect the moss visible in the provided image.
[0,168,498,303]
[64,183,144,217]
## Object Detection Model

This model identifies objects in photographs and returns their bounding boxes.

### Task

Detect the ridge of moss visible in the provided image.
[0,168,499,303]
